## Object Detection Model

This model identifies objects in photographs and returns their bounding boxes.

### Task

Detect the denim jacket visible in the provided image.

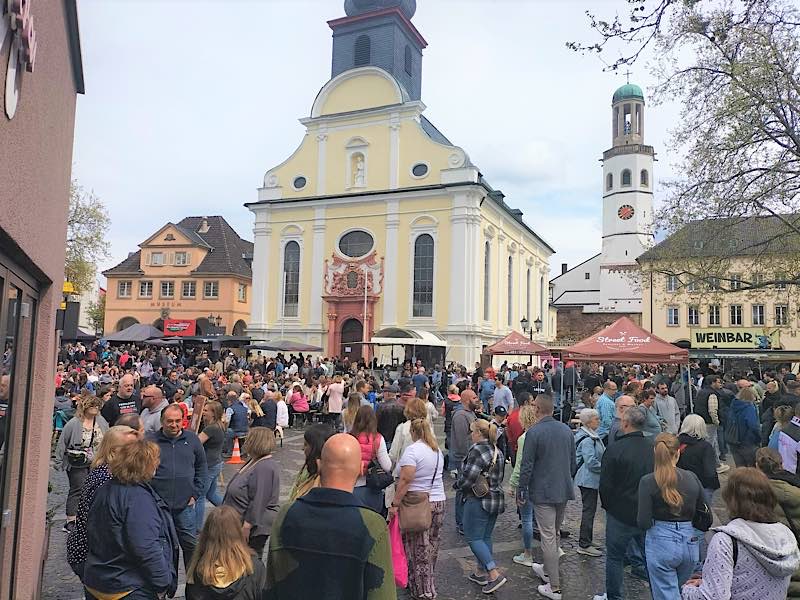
[574,427,604,490]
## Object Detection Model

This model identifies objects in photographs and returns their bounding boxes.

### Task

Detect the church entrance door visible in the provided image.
[340,318,363,362]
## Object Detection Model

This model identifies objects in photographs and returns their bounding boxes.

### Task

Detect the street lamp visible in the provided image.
[520,316,533,366]
[520,316,529,335]
[534,317,542,334]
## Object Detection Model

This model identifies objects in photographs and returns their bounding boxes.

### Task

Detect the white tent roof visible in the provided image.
[370,328,448,348]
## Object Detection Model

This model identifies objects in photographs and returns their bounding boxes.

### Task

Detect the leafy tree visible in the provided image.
[86,294,106,334]
[65,180,110,293]
[569,0,800,287]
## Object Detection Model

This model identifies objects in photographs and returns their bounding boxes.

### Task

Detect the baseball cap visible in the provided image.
[493,406,508,417]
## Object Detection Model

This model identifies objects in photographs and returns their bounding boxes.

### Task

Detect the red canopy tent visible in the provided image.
[561,316,688,363]
[485,330,549,355]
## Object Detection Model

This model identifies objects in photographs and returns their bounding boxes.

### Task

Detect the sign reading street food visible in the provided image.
[690,328,781,350]
[163,319,196,337]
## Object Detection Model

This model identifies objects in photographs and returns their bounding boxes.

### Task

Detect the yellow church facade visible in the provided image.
[247,3,554,365]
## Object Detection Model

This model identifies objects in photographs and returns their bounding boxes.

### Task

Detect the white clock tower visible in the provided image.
[598,82,655,312]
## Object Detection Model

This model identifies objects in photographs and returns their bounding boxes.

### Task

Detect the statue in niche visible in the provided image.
[353,155,365,187]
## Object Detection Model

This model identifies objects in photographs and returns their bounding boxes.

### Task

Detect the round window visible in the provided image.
[293,176,307,190]
[339,230,374,258]
[411,163,429,177]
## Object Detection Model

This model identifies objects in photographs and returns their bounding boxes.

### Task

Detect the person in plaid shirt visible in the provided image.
[455,419,507,594]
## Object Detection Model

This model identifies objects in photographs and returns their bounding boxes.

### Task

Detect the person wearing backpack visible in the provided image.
[574,409,605,557]
[727,386,761,467]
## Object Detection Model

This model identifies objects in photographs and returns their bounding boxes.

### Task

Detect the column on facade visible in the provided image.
[309,207,326,330]
[389,116,400,190]
[316,129,327,196]
[464,211,481,326]
[496,230,506,327]
[249,208,272,334]
[449,199,469,327]
[381,200,399,327]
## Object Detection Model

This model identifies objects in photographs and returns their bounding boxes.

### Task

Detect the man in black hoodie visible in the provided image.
[594,407,654,600]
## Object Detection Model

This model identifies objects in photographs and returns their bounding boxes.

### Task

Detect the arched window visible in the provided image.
[507,255,513,327]
[606,173,613,191]
[483,241,491,321]
[640,169,649,187]
[621,169,632,187]
[404,46,413,76]
[283,241,300,317]
[412,234,434,317]
[354,35,371,67]
[526,268,531,322]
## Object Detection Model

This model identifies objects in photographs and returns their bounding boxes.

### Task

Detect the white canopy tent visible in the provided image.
[369,327,448,367]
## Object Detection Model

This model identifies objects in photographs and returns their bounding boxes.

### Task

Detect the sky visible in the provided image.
[71,0,681,283]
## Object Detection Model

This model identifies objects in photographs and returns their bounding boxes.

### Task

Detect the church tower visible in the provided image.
[329,0,426,101]
[598,82,655,312]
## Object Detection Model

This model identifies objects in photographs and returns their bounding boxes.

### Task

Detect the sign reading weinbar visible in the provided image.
[163,319,196,337]
[690,328,781,350]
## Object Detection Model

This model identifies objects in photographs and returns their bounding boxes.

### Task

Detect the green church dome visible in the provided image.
[613,83,644,103]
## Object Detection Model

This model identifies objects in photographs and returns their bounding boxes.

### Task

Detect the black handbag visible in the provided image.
[692,499,713,532]
[365,435,393,490]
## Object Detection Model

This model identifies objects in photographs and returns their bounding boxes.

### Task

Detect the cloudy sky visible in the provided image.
[72,0,680,283]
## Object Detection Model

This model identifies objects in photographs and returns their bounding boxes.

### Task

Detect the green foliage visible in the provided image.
[86,294,106,334]
[65,180,110,294]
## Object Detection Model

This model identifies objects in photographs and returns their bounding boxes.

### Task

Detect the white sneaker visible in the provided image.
[716,464,730,474]
[577,545,603,557]
[513,552,533,566]
[558,546,565,558]
[538,583,562,600]
[531,562,550,583]
[592,595,608,600]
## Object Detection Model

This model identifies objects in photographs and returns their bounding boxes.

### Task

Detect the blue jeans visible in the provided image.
[605,513,647,600]
[645,521,700,600]
[224,428,248,454]
[194,462,224,529]
[520,499,534,550]
[172,504,198,569]
[463,497,498,571]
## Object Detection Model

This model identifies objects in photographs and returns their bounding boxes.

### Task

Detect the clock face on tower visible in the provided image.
[618,204,635,220]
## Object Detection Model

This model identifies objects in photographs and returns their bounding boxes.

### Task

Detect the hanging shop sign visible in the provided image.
[2,0,39,119]
[163,319,197,337]
[690,328,781,350]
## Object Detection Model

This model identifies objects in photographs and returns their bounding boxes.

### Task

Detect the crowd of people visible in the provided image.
[51,341,800,599]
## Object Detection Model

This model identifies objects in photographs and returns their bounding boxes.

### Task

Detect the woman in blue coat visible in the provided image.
[83,439,179,600]
[728,386,761,468]
[574,408,605,557]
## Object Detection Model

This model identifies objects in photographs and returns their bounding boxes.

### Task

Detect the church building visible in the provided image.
[549,83,655,341]
[246,0,554,366]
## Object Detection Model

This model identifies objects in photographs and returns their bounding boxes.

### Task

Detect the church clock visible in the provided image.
[617,204,635,220]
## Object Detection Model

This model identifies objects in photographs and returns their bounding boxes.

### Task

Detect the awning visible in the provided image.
[370,328,448,348]
[562,316,688,364]
[689,349,800,362]
[103,324,164,343]
[246,340,323,352]
[485,331,548,355]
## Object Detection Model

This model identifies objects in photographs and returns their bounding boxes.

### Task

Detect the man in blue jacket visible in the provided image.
[146,404,207,569]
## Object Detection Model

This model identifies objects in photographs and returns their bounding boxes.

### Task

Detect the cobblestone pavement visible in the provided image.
[42,423,732,600]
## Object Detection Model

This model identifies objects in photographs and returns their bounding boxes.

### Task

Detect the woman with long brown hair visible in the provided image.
[342,392,361,433]
[388,417,446,599]
[637,432,706,600]
[185,506,266,599]
[350,405,392,514]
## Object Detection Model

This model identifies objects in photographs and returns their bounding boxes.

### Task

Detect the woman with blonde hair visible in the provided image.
[185,506,267,600]
[769,405,795,450]
[54,392,109,533]
[388,417,446,599]
[637,432,706,600]
[67,424,141,579]
[455,418,507,594]
[83,440,179,599]
[343,392,361,433]
[509,404,540,566]
[389,397,430,472]
[222,427,280,556]
[196,399,225,526]
[243,393,264,422]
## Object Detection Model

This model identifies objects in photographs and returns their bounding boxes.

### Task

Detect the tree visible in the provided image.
[65,180,110,294]
[569,0,800,239]
[86,294,106,334]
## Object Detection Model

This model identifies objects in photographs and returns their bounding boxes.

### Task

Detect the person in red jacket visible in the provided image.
[506,391,533,467]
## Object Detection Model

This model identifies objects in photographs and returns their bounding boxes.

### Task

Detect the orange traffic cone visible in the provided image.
[227,437,244,464]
